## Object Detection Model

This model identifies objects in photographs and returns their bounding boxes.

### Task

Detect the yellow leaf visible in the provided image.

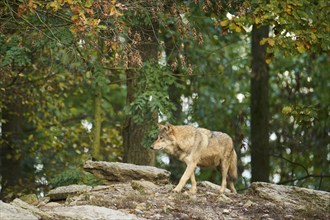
[285,7,292,14]
[228,22,236,30]
[235,26,242,33]
[28,134,34,140]
[71,14,79,21]
[220,19,229,27]
[268,38,275,47]
[110,6,123,17]
[255,17,260,24]
[110,6,116,16]
[282,106,292,114]
[260,38,268,46]
[85,0,93,8]
[59,82,65,89]
[265,58,272,64]
[311,33,317,41]
[49,1,61,11]
[296,42,305,53]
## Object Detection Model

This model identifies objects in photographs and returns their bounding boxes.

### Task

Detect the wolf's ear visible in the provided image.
[158,124,165,130]
[164,123,173,133]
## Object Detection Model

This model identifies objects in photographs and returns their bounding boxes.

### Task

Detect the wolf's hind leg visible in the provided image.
[189,172,197,194]
[218,161,230,193]
[173,163,197,193]
[228,181,236,193]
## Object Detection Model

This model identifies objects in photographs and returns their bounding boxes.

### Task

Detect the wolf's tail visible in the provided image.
[228,149,238,182]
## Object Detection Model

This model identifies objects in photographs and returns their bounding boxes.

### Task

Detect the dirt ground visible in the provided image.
[57,182,328,220]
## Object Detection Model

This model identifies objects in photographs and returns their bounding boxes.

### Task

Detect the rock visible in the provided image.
[178,213,190,220]
[243,200,256,208]
[261,213,271,219]
[248,182,330,216]
[150,213,162,219]
[199,181,231,193]
[37,197,50,207]
[84,160,171,184]
[223,209,230,215]
[91,185,112,191]
[47,205,145,220]
[134,209,143,214]
[19,194,39,205]
[47,184,92,201]
[42,202,62,208]
[135,202,147,211]
[11,198,54,220]
[216,193,232,203]
[0,200,39,220]
[284,214,294,219]
[66,193,90,206]
[131,180,160,194]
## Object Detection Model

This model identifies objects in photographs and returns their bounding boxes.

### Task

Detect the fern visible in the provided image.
[49,167,104,188]
[127,62,182,123]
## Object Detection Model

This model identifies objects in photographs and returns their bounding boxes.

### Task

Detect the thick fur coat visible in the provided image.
[151,123,237,193]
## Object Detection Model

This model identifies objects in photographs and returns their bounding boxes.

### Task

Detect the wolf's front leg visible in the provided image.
[173,163,197,193]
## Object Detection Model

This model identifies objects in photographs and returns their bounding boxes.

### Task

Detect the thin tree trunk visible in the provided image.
[250,25,270,182]
[92,84,102,160]
[122,23,159,166]
[91,36,105,161]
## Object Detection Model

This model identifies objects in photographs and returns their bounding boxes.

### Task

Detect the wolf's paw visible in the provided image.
[172,187,181,193]
[189,188,197,194]
[219,187,226,193]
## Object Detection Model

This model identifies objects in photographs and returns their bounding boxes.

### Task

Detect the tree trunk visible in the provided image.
[92,35,106,161]
[164,33,182,123]
[92,84,103,160]
[250,25,270,182]
[122,24,159,166]
[163,22,186,181]
[0,99,33,200]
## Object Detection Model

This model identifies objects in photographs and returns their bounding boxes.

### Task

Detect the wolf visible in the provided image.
[151,123,237,194]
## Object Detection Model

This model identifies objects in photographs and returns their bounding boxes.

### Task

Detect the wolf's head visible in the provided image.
[151,123,176,152]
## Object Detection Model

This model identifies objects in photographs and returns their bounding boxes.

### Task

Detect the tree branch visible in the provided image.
[278,174,330,186]
[271,154,309,175]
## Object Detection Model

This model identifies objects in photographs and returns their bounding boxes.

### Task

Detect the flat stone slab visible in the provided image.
[47,184,92,201]
[47,205,145,220]
[0,200,38,220]
[83,161,171,184]
[11,199,54,220]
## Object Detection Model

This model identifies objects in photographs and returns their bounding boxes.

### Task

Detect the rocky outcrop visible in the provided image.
[83,160,171,184]
[0,200,39,220]
[1,161,329,220]
[11,199,54,220]
[248,182,330,217]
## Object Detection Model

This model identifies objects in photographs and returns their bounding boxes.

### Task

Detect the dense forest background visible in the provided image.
[0,0,329,200]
